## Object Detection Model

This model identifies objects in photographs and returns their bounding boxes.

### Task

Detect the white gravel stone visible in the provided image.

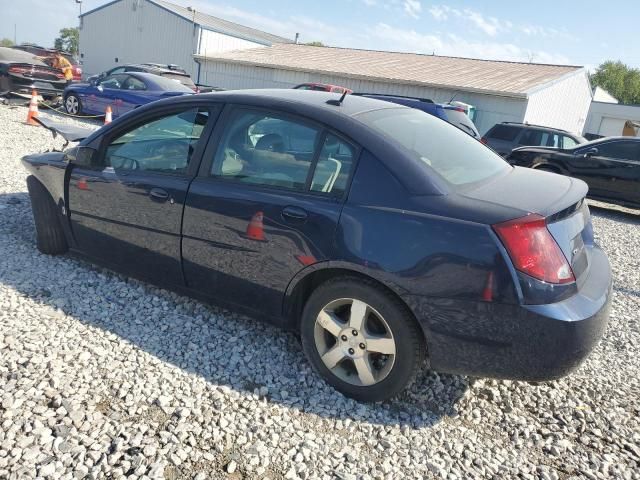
[0,103,639,480]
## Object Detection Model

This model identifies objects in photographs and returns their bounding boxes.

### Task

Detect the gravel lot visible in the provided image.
[0,103,639,480]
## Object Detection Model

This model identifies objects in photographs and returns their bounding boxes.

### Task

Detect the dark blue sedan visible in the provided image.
[63,72,193,118]
[22,90,612,402]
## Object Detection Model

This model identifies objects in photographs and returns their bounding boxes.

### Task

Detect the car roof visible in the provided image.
[125,63,190,76]
[498,122,573,135]
[204,89,406,117]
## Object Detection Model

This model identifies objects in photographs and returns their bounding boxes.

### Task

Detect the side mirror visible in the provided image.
[65,146,98,168]
[583,147,598,158]
[97,85,104,92]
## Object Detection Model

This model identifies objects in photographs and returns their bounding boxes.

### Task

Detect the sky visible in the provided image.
[2,0,639,71]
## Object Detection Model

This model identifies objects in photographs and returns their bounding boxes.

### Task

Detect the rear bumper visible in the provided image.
[2,74,65,97]
[406,246,612,381]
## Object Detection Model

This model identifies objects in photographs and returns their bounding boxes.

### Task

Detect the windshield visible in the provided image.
[163,73,196,90]
[357,108,510,186]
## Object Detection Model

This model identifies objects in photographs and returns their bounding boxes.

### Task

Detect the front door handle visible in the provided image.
[282,206,308,222]
[149,188,169,201]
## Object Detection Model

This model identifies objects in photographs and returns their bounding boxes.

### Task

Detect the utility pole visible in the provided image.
[76,0,82,60]
[14,23,17,45]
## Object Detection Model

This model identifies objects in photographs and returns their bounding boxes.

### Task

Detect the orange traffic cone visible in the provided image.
[246,211,265,241]
[104,105,113,124]
[25,89,39,126]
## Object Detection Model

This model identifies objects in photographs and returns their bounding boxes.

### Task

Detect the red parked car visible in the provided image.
[293,82,352,94]
[12,44,82,81]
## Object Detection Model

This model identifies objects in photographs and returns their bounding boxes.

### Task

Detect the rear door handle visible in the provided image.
[282,206,308,222]
[149,187,169,200]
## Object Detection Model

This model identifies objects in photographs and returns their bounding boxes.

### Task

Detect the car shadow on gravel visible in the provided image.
[0,191,471,428]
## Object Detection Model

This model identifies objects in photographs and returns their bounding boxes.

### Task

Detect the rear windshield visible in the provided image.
[357,108,510,186]
[162,73,196,90]
[443,108,480,138]
[150,75,195,92]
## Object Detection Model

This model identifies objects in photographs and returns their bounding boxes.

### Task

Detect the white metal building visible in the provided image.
[197,44,593,135]
[584,102,640,138]
[79,0,291,79]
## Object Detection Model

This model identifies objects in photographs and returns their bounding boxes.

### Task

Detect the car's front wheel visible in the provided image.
[300,277,426,402]
[64,94,82,115]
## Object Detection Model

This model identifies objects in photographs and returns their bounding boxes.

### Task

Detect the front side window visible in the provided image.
[105,108,209,174]
[99,74,128,89]
[596,141,640,161]
[212,110,321,191]
[563,136,579,149]
[357,108,509,186]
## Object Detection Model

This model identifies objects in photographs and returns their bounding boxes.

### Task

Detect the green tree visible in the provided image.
[305,41,325,47]
[53,27,79,54]
[591,61,640,105]
[0,38,14,47]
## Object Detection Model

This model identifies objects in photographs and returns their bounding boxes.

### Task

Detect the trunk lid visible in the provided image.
[463,166,592,284]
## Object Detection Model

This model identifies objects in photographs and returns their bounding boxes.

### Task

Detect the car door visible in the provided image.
[586,141,640,204]
[119,75,149,115]
[94,74,128,116]
[67,105,216,283]
[182,106,358,319]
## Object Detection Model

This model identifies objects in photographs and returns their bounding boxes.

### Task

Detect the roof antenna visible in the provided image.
[326,90,349,106]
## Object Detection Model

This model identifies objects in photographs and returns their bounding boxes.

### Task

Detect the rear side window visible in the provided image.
[487,124,521,141]
[520,129,560,148]
[212,110,356,195]
[597,142,640,161]
[357,108,509,186]
[212,110,320,191]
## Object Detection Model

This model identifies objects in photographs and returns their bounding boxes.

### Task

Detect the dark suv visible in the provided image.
[482,122,586,157]
[355,93,480,139]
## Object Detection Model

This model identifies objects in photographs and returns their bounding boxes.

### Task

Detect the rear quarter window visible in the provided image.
[487,124,521,141]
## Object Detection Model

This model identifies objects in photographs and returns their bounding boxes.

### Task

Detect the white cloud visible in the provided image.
[462,9,502,37]
[403,0,422,19]
[372,23,570,64]
[428,5,449,21]
[361,0,377,6]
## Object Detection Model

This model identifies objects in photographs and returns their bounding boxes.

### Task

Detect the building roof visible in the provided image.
[196,43,585,98]
[81,0,292,46]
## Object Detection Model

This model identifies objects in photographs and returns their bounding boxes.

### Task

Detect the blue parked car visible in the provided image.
[63,72,193,118]
[354,93,481,139]
[22,90,611,402]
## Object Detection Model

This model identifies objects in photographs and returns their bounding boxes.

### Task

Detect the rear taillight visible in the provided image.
[493,214,575,284]
[480,137,488,145]
[8,66,29,75]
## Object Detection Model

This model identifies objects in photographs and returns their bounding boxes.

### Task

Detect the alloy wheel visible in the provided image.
[313,298,396,387]
[65,96,79,115]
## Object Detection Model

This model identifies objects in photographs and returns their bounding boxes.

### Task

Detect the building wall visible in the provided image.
[197,30,263,57]
[198,60,528,134]
[584,101,640,137]
[80,0,198,78]
[523,70,592,135]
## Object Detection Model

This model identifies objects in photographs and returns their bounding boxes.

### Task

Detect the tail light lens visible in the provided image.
[493,214,575,284]
[480,137,488,145]
[8,66,29,75]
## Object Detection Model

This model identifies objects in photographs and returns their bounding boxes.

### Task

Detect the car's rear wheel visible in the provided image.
[26,176,68,255]
[300,277,426,402]
[64,94,82,115]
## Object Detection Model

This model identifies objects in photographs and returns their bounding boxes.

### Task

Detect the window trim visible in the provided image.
[200,104,362,199]
[95,104,220,178]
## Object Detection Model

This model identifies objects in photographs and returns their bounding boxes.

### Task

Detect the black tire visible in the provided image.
[64,93,82,115]
[300,276,426,402]
[26,176,68,255]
